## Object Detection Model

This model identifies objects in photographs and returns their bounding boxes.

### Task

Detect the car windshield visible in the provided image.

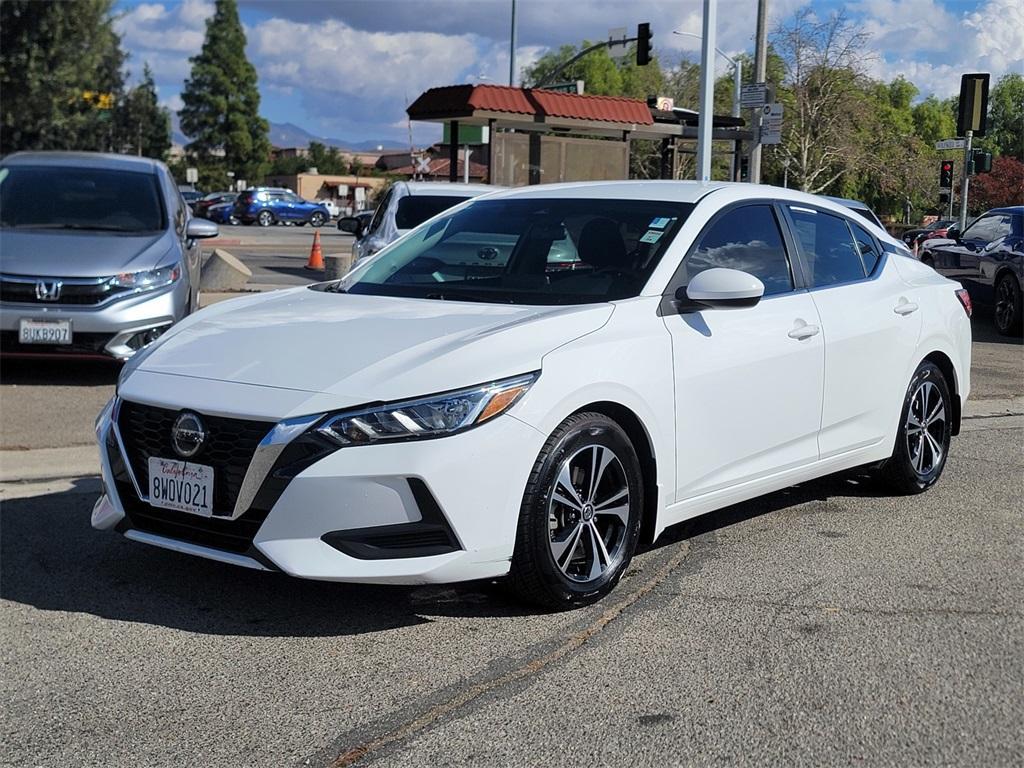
[395,194,471,230]
[0,165,165,233]
[332,197,692,305]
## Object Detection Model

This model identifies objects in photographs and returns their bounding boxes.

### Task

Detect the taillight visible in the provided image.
[955,288,972,317]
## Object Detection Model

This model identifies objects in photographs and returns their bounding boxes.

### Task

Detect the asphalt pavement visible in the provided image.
[1,253,1022,767]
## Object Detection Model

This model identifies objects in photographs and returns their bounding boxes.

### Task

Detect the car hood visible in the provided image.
[134,287,614,401]
[0,229,173,278]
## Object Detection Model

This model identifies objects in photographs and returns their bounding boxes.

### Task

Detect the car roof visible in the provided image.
[0,151,165,173]
[401,182,497,197]
[987,206,1024,215]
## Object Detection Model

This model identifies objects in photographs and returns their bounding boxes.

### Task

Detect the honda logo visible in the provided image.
[34,281,63,301]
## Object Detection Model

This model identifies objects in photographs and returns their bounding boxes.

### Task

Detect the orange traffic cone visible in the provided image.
[306,229,324,271]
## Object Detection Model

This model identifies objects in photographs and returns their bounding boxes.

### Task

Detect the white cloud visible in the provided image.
[863,0,1024,97]
[250,18,477,103]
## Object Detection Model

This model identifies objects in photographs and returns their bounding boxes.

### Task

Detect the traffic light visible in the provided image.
[939,190,950,204]
[973,150,992,174]
[939,160,954,188]
[636,23,652,66]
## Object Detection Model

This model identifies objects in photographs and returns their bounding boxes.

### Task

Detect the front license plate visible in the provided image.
[147,457,214,517]
[18,318,72,344]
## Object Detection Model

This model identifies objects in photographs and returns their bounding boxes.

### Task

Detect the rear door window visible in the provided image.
[850,222,881,274]
[788,207,866,288]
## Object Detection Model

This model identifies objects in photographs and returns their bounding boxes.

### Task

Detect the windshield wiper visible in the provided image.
[424,291,510,304]
[6,223,141,232]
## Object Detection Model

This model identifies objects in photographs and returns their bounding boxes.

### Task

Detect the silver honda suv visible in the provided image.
[0,152,217,360]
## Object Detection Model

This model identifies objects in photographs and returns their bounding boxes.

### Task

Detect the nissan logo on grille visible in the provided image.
[171,412,206,458]
[35,280,63,301]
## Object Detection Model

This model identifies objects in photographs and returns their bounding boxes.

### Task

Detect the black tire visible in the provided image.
[257,210,275,227]
[994,271,1023,337]
[309,212,326,228]
[878,361,952,494]
[508,412,643,609]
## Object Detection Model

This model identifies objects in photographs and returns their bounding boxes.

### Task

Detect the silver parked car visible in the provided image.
[339,182,499,263]
[0,152,217,360]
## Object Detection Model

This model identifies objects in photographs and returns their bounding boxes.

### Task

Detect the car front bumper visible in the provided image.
[0,280,189,360]
[93,393,546,584]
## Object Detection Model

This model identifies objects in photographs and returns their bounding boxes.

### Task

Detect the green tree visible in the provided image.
[522,43,626,95]
[179,0,270,183]
[987,73,1024,160]
[911,95,956,146]
[0,0,125,154]
[307,142,348,175]
[117,64,171,159]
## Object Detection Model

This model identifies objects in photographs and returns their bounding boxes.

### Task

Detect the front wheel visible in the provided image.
[994,272,1023,336]
[508,412,643,609]
[309,212,326,228]
[878,361,952,494]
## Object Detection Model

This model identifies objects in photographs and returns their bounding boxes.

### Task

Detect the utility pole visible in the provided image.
[695,0,717,181]
[509,0,518,87]
[750,0,768,183]
[958,130,972,231]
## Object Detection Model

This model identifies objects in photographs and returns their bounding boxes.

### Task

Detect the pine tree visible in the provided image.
[118,64,171,160]
[179,0,270,183]
[0,0,125,154]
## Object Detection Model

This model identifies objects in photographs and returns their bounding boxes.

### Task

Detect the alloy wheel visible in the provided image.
[258,211,273,227]
[995,276,1016,332]
[547,444,630,583]
[906,379,946,476]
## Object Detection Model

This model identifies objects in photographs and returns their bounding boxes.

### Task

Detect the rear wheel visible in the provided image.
[508,412,643,609]
[994,272,1023,336]
[257,210,275,227]
[309,212,326,228]
[878,361,952,494]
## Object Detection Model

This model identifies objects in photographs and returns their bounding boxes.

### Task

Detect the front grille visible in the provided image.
[1,277,129,306]
[117,401,273,516]
[0,330,113,356]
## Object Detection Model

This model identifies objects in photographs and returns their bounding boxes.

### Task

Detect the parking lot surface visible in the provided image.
[1,280,1022,766]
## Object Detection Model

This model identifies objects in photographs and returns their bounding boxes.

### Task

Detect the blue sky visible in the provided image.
[114,0,1023,147]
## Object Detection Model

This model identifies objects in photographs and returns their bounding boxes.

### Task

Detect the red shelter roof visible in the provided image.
[407,84,654,126]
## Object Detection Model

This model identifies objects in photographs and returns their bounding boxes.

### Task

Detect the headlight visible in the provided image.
[317,372,538,446]
[110,263,181,291]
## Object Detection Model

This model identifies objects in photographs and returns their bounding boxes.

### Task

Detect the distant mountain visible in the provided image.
[169,113,405,152]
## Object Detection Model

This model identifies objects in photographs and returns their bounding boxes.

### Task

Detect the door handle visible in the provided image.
[788,323,820,340]
[894,301,919,315]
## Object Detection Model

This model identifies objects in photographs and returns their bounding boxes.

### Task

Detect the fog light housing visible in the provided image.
[125,326,167,351]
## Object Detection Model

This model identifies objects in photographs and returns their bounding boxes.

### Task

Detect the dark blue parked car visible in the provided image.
[234,187,330,228]
[921,206,1023,336]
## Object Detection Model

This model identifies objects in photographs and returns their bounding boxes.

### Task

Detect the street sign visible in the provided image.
[607,27,628,58]
[935,139,966,150]
[185,167,198,184]
[740,83,768,108]
[545,80,585,94]
[760,103,783,144]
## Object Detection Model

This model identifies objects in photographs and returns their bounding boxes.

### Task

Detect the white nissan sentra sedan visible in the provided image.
[94,182,972,608]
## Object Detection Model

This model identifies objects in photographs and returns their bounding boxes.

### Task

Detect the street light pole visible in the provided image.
[695,0,718,182]
[673,29,740,179]
[509,0,518,87]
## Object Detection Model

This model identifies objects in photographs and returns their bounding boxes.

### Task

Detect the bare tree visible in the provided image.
[772,9,874,193]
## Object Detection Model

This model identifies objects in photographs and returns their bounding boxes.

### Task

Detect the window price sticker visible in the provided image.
[639,229,664,244]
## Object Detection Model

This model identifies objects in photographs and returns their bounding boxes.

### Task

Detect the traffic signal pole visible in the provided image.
[958,130,972,231]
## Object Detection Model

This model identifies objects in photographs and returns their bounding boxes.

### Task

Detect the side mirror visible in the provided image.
[185,218,218,239]
[945,225,961,241]
[338,216,363,238]
[680,268,765,310]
